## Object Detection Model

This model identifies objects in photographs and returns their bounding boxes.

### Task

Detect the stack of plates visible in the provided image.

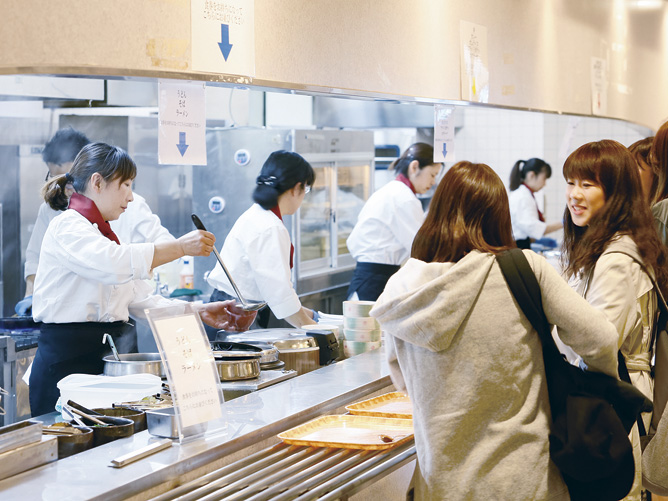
[342,300,382,357]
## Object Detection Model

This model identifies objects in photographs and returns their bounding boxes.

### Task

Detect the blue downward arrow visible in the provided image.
[442,143,448,159]
[218,24,233,61]
[177,132,189,156]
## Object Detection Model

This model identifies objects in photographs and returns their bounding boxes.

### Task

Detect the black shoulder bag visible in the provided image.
[497,248,653,501]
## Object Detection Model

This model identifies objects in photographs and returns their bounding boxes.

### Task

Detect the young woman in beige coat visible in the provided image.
[561,139,668,501]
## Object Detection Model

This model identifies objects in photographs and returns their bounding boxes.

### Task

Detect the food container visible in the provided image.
[343,328,382,343]
[146,407,208,439]
[343,316,379,330]
[0,435,57,481]
[215,358,261,381]
[93,407,147,433]
[69,415,134,447]
[342,300,375,317]
[103,353,165,378]
[0,420,42,455]
[43,423,94,459]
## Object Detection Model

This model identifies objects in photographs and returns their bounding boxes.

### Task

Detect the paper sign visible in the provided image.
[591,57,608,116]
[158,80,207,166]
[434,104,456,163]
[151,313,222,429]
[460,21,489,103]
[191,0,255,77]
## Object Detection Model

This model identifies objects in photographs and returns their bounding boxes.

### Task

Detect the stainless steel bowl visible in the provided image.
[215,358,261,381]
[103,353,165,378]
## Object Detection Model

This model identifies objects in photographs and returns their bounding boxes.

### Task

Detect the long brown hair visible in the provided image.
[412,161,515,263]
[562,139,668,294]
[651,121,668,205]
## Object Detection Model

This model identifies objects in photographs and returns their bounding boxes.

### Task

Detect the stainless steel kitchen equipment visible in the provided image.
[102,353,165,378]
[215,358,261,381]
[0,326,39,426]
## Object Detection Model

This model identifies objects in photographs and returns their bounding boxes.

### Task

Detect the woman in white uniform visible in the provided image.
[30,142,256,416]
[346,143,441,301]
[508,158,562,249]
[207,150,316,329]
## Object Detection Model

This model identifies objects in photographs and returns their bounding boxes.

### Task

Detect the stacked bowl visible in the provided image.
[342,300,382,357]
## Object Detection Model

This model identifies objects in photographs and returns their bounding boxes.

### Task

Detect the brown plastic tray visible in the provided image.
[278,414,413,450]
[345,392,413,419]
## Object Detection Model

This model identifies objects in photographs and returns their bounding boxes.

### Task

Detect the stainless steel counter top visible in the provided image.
[0,348,390,501]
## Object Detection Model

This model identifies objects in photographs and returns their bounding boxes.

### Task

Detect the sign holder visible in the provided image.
[145,303,224,443]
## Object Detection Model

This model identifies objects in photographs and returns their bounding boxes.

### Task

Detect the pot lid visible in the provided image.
[210,341,263,359]
[225,329,318,351]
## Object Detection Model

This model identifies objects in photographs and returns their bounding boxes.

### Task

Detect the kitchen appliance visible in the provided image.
[224,329,320,375]
[306,330,339,365]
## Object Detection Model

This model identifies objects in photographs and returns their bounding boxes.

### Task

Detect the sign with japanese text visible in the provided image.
[158,80,207,166]
[191,0,255,77]
[434,104,456,163]
[591,57,608,116]
[151,313,222,429]
[460,21,489,103]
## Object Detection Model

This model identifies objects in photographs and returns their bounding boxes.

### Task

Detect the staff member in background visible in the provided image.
[346,143,441,301]
[30,143,256,416]
[21,127,175,303]
[508,158,562,249]
[206,150,317,330]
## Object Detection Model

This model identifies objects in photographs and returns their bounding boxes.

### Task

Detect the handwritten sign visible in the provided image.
[434,104,456,163]
[191,0,255,78]
[158,80,207,166]
[150,312,222,429]
[460,21,489,103]
[591,57,608,116]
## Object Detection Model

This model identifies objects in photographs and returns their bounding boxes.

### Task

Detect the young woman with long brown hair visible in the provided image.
[370,161,617,500]
[561,139,668,501]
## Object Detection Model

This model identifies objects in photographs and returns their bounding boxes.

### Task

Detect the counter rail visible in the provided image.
[149,439,415,500]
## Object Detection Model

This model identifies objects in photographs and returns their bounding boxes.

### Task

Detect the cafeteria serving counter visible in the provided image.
[0,348,414,500]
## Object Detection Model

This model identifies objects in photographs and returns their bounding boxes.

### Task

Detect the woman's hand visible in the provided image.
[178,230,215,257]
[198,300,257,331]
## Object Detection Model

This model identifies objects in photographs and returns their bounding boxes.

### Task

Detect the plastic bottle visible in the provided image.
[179,257,194,289]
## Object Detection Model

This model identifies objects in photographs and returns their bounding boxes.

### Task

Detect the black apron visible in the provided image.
[515,238,532,250]
[347,262,401,301]
[205,289,271,341]
[29,321,134,417]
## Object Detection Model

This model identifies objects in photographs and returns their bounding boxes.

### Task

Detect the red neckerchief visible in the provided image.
[522,183,545,222]
[68,192,120,244]
[269,205,294,269]
[396,173,416,194]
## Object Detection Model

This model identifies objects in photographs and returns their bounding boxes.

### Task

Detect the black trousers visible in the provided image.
[29,321,134,417]
[515,238,532,250]
[347,262,401,301]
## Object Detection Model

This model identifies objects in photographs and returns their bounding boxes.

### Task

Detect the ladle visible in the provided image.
[102,333,121,361]
[191,214,267,312]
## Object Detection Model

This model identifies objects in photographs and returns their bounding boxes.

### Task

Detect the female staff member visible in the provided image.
[508,158,562,249]
[561,139,668,501]
[370,161,618,500]
[207,150,317,329]
[30,143,255,416]
[346,143,441,301]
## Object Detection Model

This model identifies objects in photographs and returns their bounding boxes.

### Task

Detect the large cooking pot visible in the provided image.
[225,329,319,375]
[103,353,165,378]
[210,341,262,380]
[211,340,281,370]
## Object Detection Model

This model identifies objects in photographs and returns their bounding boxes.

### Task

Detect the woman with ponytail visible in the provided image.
[508,158,562,249]
[206,150,317,329]
[30,142,256,416]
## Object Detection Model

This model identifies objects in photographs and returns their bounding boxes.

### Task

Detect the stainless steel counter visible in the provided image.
[0,348,391,501]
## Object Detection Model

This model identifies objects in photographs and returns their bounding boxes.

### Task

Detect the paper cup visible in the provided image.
[343,316,379,330]
[343,328,381,343]
[343,340,382,357]
[343,300,375,317]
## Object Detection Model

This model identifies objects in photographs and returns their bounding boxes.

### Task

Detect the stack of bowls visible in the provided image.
[342,300,382,357]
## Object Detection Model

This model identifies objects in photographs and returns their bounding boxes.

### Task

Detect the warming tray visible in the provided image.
[0,420,43,455]
[278,414,414,450]
[345,392,413,419]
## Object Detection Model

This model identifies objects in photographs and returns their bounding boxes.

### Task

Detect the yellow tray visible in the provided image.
[278,415,413,450]
[345,392,413,419]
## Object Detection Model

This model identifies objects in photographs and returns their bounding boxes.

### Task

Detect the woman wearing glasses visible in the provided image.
[206,150,318,329]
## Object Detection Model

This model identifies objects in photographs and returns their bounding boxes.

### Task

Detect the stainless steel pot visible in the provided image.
[103,353,165,378]
[215,358,261,380]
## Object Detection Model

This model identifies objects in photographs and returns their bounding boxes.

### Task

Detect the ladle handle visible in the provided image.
[102,333,121,361]
[191,214,249,307]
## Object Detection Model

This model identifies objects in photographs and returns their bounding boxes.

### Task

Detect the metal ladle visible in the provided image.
[191,214,267,312]
[102,333,120,361]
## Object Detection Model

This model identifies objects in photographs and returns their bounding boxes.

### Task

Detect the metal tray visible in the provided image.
[345,392,413,419]
[146,407,208,439]
[0,435,57,481]
[0,420,42,455]
[278,415,413,450]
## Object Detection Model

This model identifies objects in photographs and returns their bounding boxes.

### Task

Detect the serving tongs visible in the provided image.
[191,214,267,312]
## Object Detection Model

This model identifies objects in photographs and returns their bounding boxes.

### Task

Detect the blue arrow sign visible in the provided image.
[177,132,189,156]
[218,24,233,61]
[442,142,448,159]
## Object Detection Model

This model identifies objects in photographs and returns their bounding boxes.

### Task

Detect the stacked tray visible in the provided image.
[342,300,382,357]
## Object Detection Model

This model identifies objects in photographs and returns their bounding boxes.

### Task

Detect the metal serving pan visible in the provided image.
[146,407,208,439]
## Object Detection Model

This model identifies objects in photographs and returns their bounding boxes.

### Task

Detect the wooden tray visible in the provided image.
[345,392,413,419]
[278,414,413,450]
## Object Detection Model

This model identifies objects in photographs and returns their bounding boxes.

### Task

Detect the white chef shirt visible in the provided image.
[346,180,425,265]
[24,192,174,279]
[32,209,175,323]
[508,184,547,241]
[206,203,301,320]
